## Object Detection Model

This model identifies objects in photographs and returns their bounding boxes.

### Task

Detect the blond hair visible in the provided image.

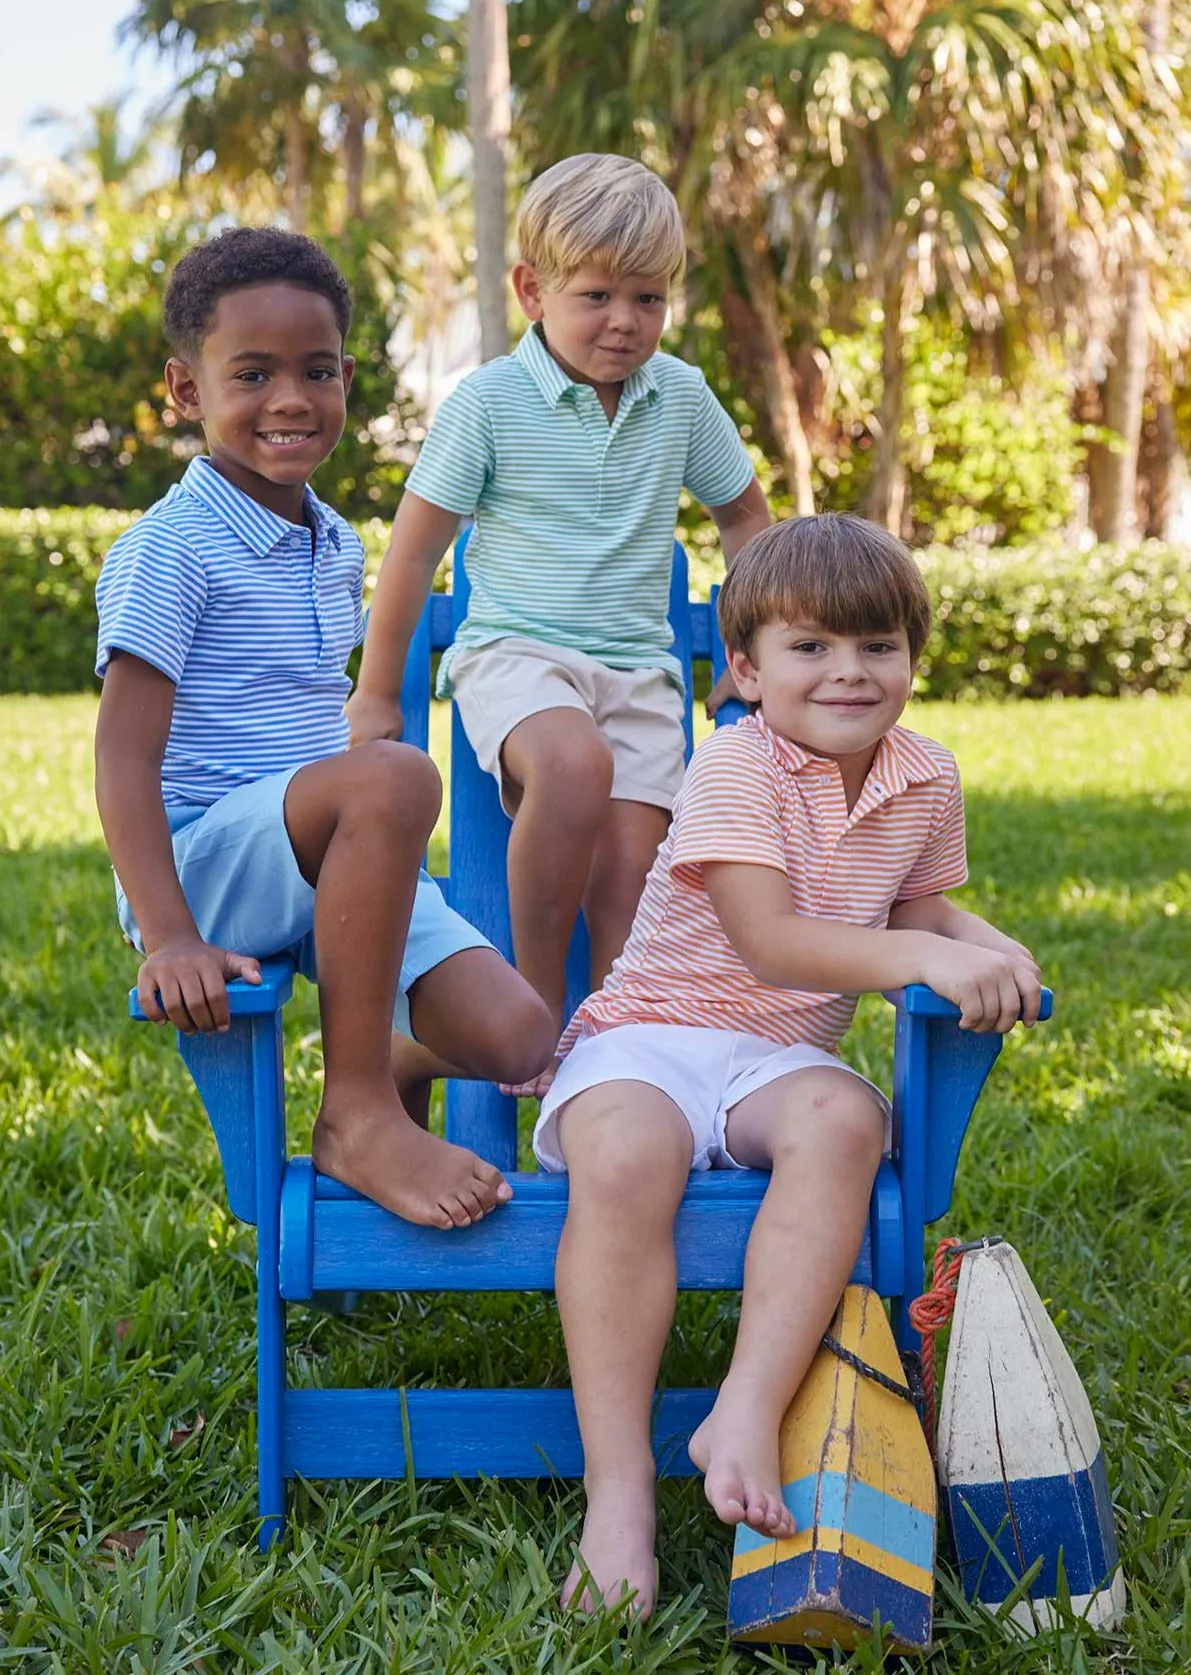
[516,154,686,289]
[718,514,934,663]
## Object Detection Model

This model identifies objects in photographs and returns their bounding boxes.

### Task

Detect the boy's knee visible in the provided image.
[509,725,614,812]
[474,986,557,1083]
[562,1101,691,1200]
[772,1076,884,1174]
[345,740,442,825]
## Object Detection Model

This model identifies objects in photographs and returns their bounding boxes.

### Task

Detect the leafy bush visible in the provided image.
[2,506,1187,698]
[0,206,420,519]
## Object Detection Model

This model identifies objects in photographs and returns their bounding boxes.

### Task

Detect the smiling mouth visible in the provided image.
[258,431,317,446]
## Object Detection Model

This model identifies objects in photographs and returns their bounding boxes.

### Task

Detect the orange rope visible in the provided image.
[908,1236,966,1455]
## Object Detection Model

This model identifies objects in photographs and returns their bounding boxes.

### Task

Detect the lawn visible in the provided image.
[1,693,1189,1674]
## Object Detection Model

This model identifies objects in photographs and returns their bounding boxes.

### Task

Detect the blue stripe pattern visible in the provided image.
[733,1471,934,1574]
[96,457,363,808]
[948,1449,1120,1603]
[729,1548,933,1647]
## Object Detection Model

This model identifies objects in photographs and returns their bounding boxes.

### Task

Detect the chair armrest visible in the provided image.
[128,956,296,1021]
[884,982,1053,1023]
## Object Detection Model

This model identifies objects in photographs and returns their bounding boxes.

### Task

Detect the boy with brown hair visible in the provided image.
[531,513,1042,1615]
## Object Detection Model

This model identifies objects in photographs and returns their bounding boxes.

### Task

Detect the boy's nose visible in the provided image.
[267,379,314,413]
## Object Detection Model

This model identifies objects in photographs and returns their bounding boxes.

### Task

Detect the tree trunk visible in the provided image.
[1089,264,1149,543]
[343,100,367,230]
[284,108,308,233]
[731,229,815,513]
[1137,371,1182,539]
[866,268,907,535]
[280,32,311,234]
[1087,1,1166,543]
[468,0,510,360]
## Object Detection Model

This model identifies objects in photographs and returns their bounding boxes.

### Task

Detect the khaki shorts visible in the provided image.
[450,636,687,814]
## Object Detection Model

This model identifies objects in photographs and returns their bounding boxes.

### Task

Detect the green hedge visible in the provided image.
[1,506,1187,699]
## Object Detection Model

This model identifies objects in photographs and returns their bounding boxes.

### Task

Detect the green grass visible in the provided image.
[1,693,1189,1674]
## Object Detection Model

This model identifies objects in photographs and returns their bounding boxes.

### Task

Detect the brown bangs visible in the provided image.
[717,514,933,662]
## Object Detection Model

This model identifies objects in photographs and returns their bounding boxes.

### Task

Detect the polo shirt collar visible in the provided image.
[750,712,945,792]
[515,323,659,409]
[181,456,341,555]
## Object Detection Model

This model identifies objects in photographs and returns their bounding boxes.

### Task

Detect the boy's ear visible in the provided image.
[726,645,762,704]
[511,261,546,321]
[164,356,203,423]
[342,355,355,397]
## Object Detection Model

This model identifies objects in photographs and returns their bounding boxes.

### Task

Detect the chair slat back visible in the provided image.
[400,535,702,1167]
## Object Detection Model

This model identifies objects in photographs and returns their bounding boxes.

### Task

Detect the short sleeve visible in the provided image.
[95,523,207,684]
[406,377,495,515]
[895,764,969,899]
[682,373,755,509]
[669,728,790,884]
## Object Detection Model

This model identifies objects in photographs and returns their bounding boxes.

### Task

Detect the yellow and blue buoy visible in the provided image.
[937,1239,1125,1632]
[728,1285,936,1651]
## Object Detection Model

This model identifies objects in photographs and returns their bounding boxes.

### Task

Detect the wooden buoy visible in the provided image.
[728,1285,936,1651]
[936,1239,1125,1631]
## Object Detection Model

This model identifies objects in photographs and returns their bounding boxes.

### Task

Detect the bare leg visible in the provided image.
[283,742,511,1230]
[554,1083,693,1617]
[500,709,613,1028]
[390,948,556,1122]
[688,1068,885,1535]
[582,798,670,985]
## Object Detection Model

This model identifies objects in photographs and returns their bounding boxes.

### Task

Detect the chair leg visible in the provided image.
[257,1256,286,1550]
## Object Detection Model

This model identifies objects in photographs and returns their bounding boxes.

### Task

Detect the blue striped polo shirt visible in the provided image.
[407,324,754,694]
[96,456,363,809]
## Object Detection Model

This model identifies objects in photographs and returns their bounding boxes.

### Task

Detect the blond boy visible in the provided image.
[349,154,770,1093]
[532,514,1043,1615]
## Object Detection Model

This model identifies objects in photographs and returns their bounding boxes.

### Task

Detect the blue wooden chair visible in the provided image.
[130,541,1050,1550]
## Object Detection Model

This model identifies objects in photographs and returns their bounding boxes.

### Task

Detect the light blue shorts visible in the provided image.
[116,766,493,1035]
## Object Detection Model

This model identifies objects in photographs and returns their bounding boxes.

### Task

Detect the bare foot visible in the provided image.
[499,1058,560,1101]
[688,1385,795,1539]
[312,1081,512,1229]
[561,1474,658,1619]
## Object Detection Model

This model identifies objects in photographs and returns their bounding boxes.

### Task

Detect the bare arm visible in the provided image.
[888,893,1040,972]
[708,474,771,564]
[705,476,771,716]
[94,652,260,1031]
[348,492,462,744]
[702,861,1042,1033]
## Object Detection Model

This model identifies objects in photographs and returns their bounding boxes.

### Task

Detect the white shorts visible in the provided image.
[532,1022,892,1173]
[449,636,687,815]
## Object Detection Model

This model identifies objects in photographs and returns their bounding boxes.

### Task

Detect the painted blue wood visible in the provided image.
[124,558,1041,1541]
[283,1387,715,1479]
[887,984,1052,1348]
[278,1166,874,1298]
[128,959,293,1223]
[399,592,433,755]
[708,581,749,729]
[250,1008,288,1550]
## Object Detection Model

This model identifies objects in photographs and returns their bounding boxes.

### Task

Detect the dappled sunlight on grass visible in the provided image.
[1,694,1189,1671]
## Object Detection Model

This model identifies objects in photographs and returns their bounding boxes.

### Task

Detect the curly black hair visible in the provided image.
[163,226,353,358]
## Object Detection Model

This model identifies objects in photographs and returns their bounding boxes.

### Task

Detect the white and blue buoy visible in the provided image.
[936,1238,1125,1632]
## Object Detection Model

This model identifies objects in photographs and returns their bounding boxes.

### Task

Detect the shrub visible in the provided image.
[1,506,1187,699]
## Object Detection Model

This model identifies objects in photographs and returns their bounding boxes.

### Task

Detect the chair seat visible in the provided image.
[278,1158,893,1299]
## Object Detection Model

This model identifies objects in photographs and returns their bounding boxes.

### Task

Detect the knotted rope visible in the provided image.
[907,1235,967,1456]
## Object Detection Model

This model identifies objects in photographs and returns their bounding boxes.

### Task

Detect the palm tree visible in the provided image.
[688,0,1156,531]
[121,0,450,234]
[468,0,511,359]
[23,94,172,213]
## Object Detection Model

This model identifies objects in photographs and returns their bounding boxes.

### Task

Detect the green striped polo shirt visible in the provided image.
[407,324,754,695]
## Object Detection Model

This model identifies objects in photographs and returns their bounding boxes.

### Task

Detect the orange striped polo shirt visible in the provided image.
[560,713,968,1056]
